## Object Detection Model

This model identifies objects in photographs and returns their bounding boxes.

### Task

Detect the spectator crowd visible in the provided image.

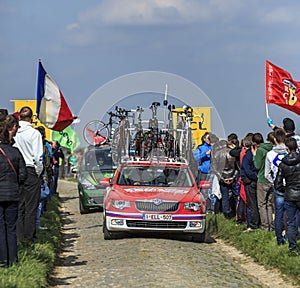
[1,104,300,269]
[193,117,300,256]
[0,106,67,268]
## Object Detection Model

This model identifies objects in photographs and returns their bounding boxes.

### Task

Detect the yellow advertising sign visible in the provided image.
[10,99,51,140]
[173,107,211,149]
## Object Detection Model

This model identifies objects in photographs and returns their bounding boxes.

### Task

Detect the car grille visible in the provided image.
[135,200,179,212]
[127,220,187,229]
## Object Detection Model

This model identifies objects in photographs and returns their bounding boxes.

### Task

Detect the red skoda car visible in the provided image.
[102,159,206,242]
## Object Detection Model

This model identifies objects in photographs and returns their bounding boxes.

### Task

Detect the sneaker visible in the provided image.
[288,250,299,257]
[277,239,286,246]
[243,227,256,233]
[37,226,48,230]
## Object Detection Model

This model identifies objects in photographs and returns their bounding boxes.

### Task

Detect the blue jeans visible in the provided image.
[285,201,300,252]
[0,201,19,266]
[220,181,235,218]
[273,191,285,245]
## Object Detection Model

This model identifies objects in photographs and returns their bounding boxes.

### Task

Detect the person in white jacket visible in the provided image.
[13,106,43,242]
[265,128,287,245]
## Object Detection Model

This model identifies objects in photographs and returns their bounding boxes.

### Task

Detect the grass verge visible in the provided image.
[207,213,300,286]
[1,195,299,287]
[0,195,61,288]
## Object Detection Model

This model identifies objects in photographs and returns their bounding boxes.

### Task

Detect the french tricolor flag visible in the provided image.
[36,60,74,131]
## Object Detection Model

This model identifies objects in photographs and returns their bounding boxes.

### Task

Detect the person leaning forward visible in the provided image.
[13,106,43,242]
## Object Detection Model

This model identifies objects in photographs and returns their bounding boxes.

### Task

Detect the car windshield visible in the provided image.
[82,148,113,172]
[117,165,193,187]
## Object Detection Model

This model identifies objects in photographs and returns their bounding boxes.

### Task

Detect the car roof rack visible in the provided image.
[120,155,188,165]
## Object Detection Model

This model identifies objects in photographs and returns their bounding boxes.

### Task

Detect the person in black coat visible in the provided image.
[274,137,300,255]
[0,116,27,267]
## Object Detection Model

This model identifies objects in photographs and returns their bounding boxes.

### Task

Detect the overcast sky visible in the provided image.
[1,0,300,139]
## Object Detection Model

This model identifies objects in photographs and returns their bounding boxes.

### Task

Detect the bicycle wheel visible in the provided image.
[83,120,109,146]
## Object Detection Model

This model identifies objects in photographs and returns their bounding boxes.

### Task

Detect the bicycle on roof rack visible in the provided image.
[83,109,120,146]
[84,101,198,166]
[173,105,195,165]
[130,102,178,160]
[110,106,133,165]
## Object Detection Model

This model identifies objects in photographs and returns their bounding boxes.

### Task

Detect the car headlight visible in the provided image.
[112,200,131,210]
[81,178,96,190]
[184,202,201,211]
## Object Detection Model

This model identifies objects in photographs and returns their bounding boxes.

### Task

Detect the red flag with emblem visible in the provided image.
[266,60,300,115]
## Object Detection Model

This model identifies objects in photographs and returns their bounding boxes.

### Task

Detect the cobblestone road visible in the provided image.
[49,180,297,288]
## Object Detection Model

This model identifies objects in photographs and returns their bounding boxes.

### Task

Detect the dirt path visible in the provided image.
[49,180,298,287]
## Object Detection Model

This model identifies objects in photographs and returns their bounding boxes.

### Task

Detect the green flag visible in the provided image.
[51,126,80,153]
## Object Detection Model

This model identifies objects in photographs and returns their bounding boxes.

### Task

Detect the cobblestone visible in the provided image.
[49,180,297,288]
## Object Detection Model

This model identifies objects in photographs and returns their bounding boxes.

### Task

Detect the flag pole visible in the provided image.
[265,102,270,119]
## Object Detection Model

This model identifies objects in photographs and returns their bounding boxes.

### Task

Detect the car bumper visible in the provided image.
[104,211,206,233]
[79,189,104,208]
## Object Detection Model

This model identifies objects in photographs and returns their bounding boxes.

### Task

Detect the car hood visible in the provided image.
[108,186,201,202]
[79,170,114,186]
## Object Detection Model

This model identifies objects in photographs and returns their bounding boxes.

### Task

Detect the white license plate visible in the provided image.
[143,214,172,221]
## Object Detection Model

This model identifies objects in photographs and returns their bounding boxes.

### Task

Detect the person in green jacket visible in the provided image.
[252,132,275,231]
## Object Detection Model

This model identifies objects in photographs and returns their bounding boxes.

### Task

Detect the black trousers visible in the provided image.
[244,181,259,229]
[0,201,18,266]
[17,167,41,241]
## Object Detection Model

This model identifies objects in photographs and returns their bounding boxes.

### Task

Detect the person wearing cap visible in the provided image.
[268,117,300,148]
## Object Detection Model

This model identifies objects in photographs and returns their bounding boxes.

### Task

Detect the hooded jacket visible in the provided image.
[13,120,43,176]
[265,144,287,184]
[274,151,300,202]
[253,142,273,183]
[193,142,211,173]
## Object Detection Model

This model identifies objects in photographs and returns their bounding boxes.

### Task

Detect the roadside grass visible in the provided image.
[207,213,300,287]
[0,196,61,288]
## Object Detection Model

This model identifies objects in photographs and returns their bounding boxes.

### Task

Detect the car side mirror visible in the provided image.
[99,178,111,187]
[71,167,77,174]
[199,180,211,190]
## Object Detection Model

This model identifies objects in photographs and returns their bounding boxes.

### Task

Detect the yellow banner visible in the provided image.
[173,107,211,149]
[10,99,51,140]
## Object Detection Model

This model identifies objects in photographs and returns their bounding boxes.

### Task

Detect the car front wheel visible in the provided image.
[79,197,89,214]
[103,217,120,240]
[191,231,206,243]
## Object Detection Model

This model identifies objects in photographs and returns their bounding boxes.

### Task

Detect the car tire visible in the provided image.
[103,217,119,240]
[79,197,89,214]
[191,231,206,243]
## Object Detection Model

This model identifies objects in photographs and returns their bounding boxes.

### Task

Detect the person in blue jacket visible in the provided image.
[193,132,212,185]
